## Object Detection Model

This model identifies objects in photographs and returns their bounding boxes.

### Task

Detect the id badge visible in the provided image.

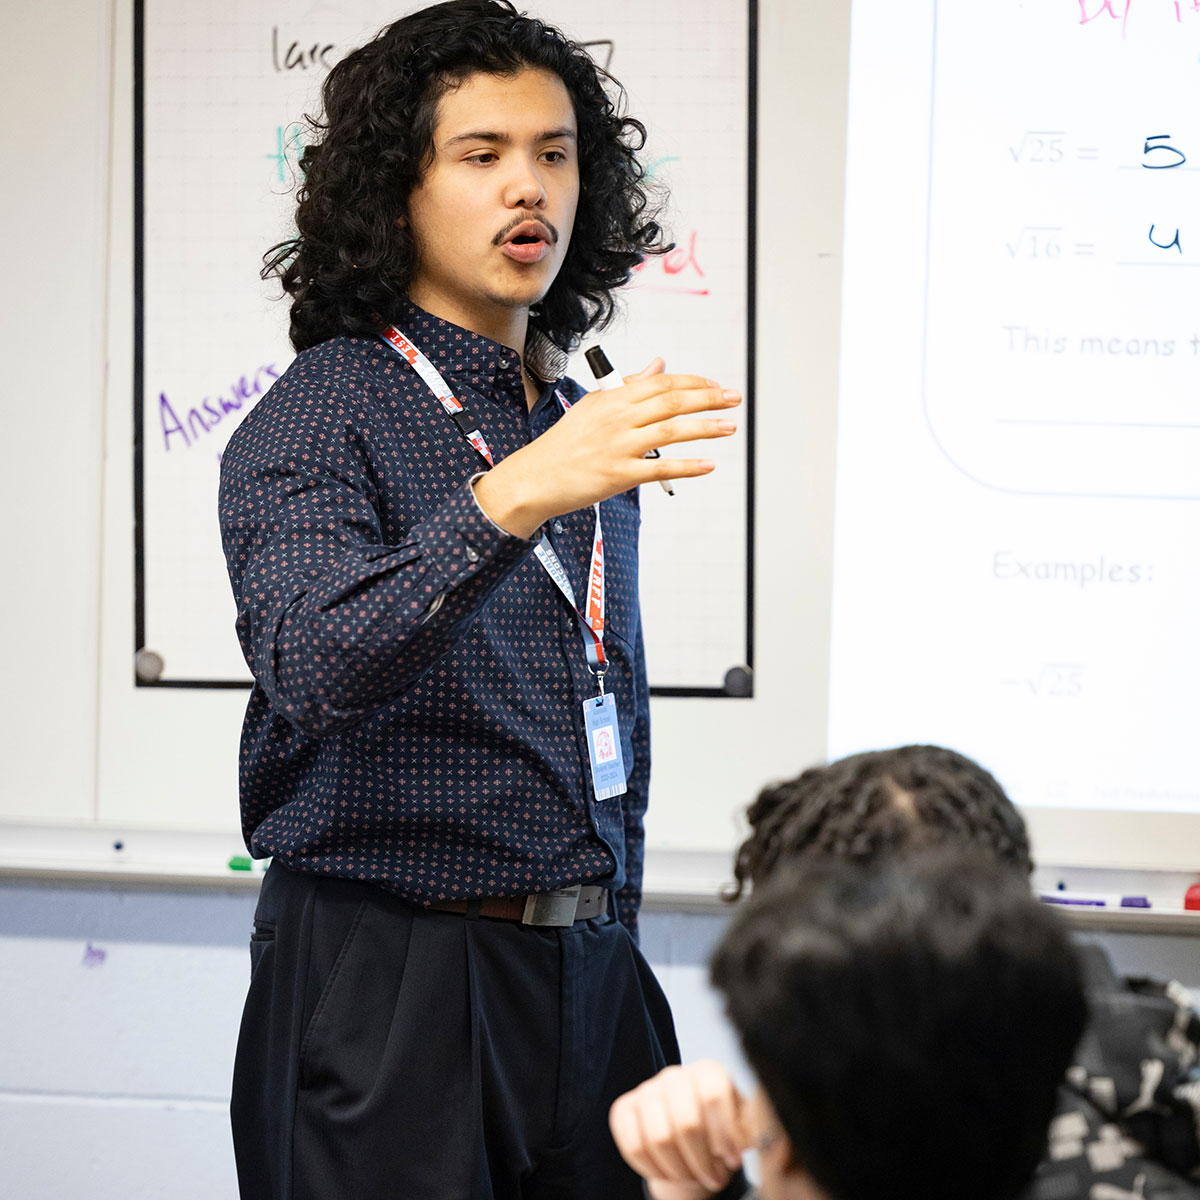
[583,693,628,801]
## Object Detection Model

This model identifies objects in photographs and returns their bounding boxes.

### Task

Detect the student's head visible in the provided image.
[266,0,667,352]
[729,744,1032,899]
[711,853,1086,1200]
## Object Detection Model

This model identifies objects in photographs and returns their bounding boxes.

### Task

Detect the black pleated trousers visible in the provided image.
[231,862,680,1200]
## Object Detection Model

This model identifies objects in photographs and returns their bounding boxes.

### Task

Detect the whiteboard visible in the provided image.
[136,0,754,694]
[830,2,1200,821]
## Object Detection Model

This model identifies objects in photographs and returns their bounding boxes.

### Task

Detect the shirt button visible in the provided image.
[464,544,480,562]
[497,357,512,371]
[552,520,564,534]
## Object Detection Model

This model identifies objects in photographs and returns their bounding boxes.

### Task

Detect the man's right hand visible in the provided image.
[609,1060,753,1200]
[472,370,741,538]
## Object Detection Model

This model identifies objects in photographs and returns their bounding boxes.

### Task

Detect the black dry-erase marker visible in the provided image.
[584,346,674,496]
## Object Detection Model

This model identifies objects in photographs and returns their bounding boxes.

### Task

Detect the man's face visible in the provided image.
[405,67,580,332]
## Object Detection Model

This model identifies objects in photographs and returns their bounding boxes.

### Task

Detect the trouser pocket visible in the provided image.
[248,919,275,981]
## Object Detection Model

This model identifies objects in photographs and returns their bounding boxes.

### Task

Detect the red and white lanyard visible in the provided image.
[380,325,608,682]
[380,326,495,464]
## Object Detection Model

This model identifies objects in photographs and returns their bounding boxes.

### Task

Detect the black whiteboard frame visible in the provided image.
[132,0,758,698]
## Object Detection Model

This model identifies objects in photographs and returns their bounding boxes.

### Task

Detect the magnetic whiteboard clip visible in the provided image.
[723,664,753,698]
[134,648,165,683]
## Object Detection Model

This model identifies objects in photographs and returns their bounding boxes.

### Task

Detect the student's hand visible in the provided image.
[472,363,741,538]
[609,1061,753,1200]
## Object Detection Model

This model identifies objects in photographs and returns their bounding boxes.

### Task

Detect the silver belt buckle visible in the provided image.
[523,884,582,927]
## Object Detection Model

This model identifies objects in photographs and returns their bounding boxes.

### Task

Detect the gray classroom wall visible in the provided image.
[0,881,750,1199]
[4,880,1200,1200]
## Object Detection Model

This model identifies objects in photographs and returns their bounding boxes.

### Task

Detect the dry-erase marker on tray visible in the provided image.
[1039,890,1151,909]
[228,855,270,872]
[584,345,674,496]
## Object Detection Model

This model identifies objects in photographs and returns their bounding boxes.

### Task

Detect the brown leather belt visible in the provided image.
[431,884,608,927]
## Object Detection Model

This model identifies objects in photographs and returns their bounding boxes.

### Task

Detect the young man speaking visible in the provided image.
[217,2,740,1197]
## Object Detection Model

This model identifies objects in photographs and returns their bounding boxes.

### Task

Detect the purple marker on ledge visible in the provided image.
[1040,891,1152,910]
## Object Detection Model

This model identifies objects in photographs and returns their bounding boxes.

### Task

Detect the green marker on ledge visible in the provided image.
[228,855,271,872]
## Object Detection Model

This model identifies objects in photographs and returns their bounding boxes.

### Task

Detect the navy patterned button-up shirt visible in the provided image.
[218,301,649,931]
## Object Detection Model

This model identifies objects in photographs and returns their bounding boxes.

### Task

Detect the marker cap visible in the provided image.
[584,346,615,380]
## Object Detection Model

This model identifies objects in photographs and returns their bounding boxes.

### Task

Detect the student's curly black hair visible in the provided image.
[727,744,1033,899]
[263,0,669,353]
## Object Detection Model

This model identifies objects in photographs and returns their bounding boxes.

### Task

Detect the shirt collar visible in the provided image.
[390,298,567,392]
[524,325,568,384]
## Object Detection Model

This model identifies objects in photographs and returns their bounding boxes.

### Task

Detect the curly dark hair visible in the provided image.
[263,0,669,353]
[727,744,1033,899]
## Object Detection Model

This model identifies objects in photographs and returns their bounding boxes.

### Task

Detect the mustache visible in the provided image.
[492,214,559,246]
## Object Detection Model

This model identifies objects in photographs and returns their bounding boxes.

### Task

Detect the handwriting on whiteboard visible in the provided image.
[1077,0,1200,35]
[271,27,337,72]
[159,364,279,453]
[630,230,709,296]
[1000,130,1197,265]
[261,30,601,183]
[264,29,615,76]
[1000,663,1087,699]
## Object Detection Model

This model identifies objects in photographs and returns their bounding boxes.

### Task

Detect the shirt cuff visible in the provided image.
[417,477,536,590]
[466,470,543,542]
